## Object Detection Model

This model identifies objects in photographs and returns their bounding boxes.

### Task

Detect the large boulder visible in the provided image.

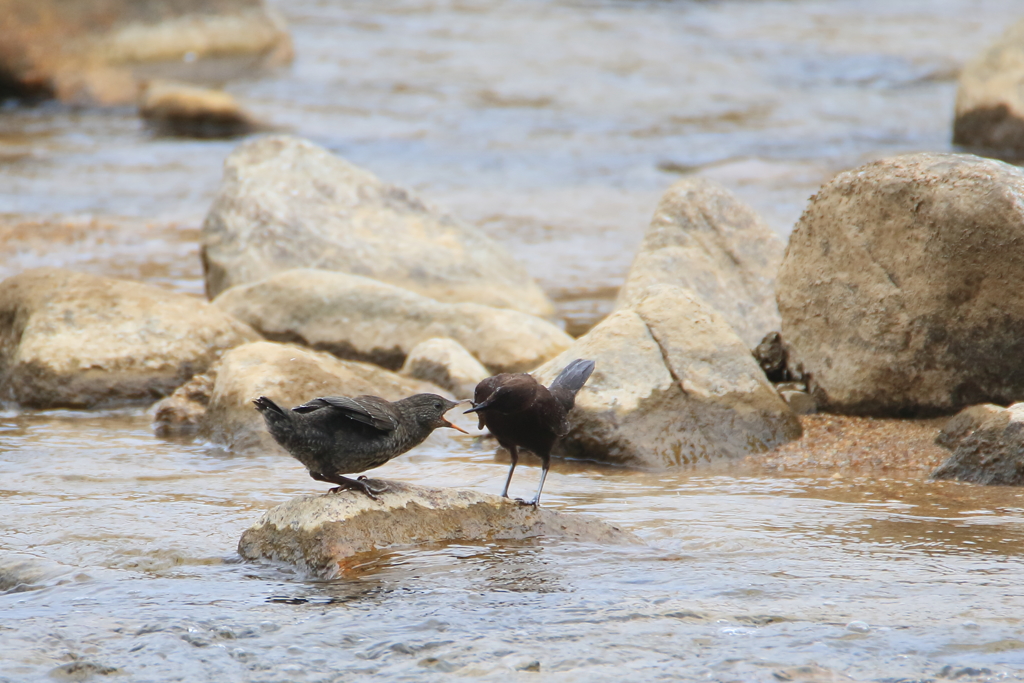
[532,285,801,468]
[616,178,784,348]
[212,269,572,373]
[0,268,258,408]
[201,136,554,317]
[0,0,292,105]
[178,340,447,453]
[953,18,1024,155]
[777,153,1024,417]
[932,403,1024,485]
[238,482,640,578]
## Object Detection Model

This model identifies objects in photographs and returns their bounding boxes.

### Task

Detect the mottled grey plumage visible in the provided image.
[466,359,595,505]
[254,393,465,499]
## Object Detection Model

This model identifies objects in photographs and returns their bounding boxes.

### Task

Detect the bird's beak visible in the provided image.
[463,396,495,414]
[442,418,469,434]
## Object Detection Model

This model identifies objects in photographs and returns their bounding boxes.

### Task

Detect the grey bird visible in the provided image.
[465,359,595,505]
[253,393,467,500]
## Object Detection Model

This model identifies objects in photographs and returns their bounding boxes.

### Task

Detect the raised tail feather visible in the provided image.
[549,359,595,412]
[253,396,285,416]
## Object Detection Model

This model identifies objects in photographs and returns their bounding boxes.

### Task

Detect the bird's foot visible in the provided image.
[326,477,388,501]
[514,497,539,507]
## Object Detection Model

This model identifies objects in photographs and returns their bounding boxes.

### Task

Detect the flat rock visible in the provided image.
[615,177,784,348]
[139,80,261,138]
[238,481,641,578]
[0,0,292,105]
[532,284,801,468]
[933,403,1024,485]
[777,153,1024,416]
[190,340,447,453]
[953,19,1024,155]
[213,269,571,373]
[400,338,489,399]
[201,136,554,317]
[0,268,258,409]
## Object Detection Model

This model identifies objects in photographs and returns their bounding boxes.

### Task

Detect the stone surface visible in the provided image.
[532,284,801,468]
[0,0,292,105]
[201,136,554,317]
[400,338,489,399]
[139,80,260,138]
[152,372,215,436]
[0,268,258,409]
[212,269,571,373]
[935,403,1008,450]
[777,153,1024,417]
[616,177,784,348]
[196,341,446,453]
[932,403,1024,485]
[779,389,816,415]
[238,481,640,578]
[953,19,1024,155]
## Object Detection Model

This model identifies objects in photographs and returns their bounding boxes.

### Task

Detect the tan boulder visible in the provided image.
[532,285,800,468]
[0,0,292,105]
[200,136,554,317]
[0,268,258,408]
[238,482,640,578]
[400,338,489,399]
[212,269,571,373]
[616,177,784,348]
[139,80,261,138]
[777,153,1024,416]
[191,341,447,453]
[953,18,1024,155]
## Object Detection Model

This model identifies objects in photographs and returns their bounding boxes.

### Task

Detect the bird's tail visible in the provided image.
[548,359,595,411]
[253,396,286,418]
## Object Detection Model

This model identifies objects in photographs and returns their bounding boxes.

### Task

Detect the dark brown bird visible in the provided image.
[253,393,467,500]
[465,359,595,505]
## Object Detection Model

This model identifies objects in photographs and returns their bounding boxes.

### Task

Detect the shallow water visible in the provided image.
[3,0,1024,680]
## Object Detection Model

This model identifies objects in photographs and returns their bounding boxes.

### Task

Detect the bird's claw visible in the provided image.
[514,497,539,507]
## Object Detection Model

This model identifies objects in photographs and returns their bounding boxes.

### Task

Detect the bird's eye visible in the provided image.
[434,402,442,409]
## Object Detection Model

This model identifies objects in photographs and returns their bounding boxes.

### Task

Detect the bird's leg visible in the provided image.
[524,454,550,507]
[310,471,388,501]
[500,445,519,498]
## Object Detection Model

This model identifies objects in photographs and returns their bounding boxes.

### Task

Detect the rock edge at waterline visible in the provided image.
[238,481,641,578]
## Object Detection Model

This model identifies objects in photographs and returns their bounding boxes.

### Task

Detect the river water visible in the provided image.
[2,1,1024,680]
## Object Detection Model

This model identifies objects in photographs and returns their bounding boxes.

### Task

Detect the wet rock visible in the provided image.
[935,403,1008,450]
[932,403,1024,485]
[201,135,554,317]
[212,269,571,373]
[953,19,1024,156]
[532,284,801,468]
[400,338,489,399]
[152,372,214,436]
[139,80,261,138]
[0,268,258,409]
[238,481,640,578]
[0,0,292,105]
[777,153,1024,417]
[196,341,446,453]
[615,177,784,348]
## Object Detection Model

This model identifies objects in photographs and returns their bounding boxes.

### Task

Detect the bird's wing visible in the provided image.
[291,396,398,432]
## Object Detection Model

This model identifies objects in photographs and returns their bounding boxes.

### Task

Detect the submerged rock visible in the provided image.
[201,136,554,317]
[616,177,784,348]
[238,481,640,578]
[953,19,1024,156]
[532,284,801,469]
[0,268,258,409]
[777,153,1024,416]
[192,341,446,453]
[0,0,292,105]
[400,338,489,399]
[933,403,1024,485]
[212,269,571,373]
[139,80,261,138]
